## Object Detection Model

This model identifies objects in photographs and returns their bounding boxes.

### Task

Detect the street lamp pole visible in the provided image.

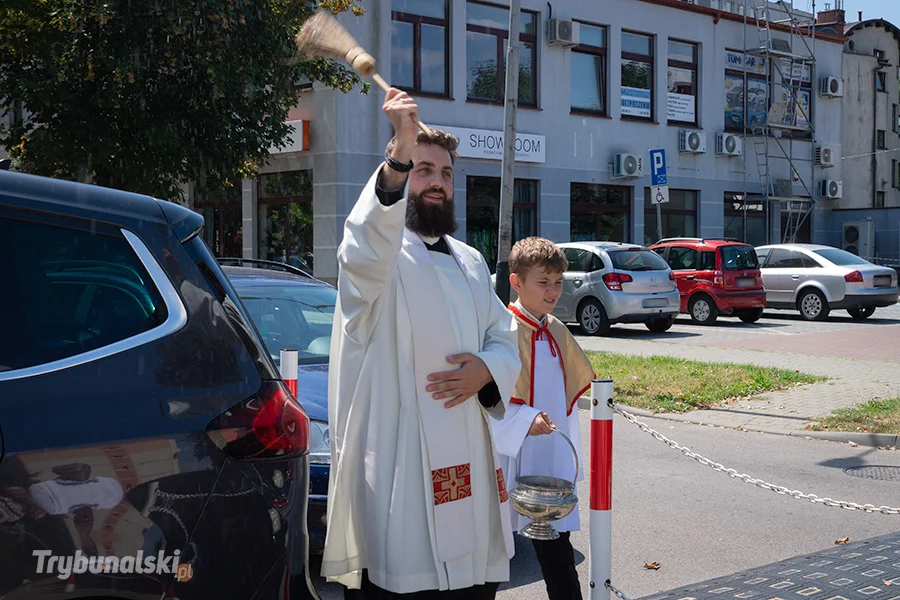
[495,0,521,305]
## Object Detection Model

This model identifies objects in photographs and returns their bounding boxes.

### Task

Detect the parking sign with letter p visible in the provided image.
[649,149,667,186]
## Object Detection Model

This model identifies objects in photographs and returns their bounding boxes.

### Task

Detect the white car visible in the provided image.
[755,244,899,320]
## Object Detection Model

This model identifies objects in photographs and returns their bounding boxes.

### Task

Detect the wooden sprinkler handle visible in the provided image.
[371,73,433,136]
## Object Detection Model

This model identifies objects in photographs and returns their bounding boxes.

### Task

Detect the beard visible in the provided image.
[406,187,458,237]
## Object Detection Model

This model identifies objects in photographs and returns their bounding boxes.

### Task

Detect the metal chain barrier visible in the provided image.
[607,580,633,600]
[610,400,900,514]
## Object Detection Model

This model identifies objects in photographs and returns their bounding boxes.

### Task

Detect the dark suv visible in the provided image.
[650,238,766,325]
[0,170,318,599]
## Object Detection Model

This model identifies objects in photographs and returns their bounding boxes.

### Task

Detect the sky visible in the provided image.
[829,0,900,25]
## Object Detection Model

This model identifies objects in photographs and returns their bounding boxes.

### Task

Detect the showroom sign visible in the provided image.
[430,125,546,163]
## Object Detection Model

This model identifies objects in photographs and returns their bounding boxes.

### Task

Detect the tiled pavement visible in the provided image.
[644,532,900,600]
[575,324,900,446]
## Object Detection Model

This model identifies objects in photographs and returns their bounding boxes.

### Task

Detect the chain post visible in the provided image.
[590,379,614,600]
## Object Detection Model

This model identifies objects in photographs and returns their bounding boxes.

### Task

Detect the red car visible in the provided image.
[650,238,766,325]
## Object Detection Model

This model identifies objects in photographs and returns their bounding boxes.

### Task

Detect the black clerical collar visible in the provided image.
[424,237,451,255]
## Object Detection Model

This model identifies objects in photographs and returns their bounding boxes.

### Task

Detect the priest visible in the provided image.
[322,87,521,599]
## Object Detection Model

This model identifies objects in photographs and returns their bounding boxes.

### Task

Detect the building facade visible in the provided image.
[814,12,900,264]
[213,0,848,281]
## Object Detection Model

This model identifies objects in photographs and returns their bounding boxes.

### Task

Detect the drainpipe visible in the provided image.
[873,66,879,208]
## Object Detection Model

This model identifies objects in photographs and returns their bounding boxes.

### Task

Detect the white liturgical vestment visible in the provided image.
[322,167,521,593]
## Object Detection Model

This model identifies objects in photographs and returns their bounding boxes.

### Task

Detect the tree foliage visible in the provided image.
[0,0,366,201]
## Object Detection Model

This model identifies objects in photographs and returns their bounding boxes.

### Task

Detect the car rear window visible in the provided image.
[720,245,759,270]
[236,284,337,364]
[608,249,670,271]
[0,218,168,372]
[813,248,869,266]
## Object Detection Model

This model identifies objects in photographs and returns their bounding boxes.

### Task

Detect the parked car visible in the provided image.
[755,244,900,321]
[650,237,766,325]
[218,258,333,554]
[553,242,680,335]
[0,170,318,599]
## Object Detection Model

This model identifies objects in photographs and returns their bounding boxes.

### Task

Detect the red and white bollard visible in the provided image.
[589,378,614,600]
[280,349,299,398]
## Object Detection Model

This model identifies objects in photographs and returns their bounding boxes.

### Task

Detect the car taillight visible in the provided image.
[603,272,633,291]
[714,270,724,288]
[844,270,864,283]
[669,271,676,281]
[206,381,310,460]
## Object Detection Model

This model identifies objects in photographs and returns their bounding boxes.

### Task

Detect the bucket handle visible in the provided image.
[515,427,579,486]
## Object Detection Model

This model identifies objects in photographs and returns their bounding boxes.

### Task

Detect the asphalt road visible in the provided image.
[309,410,900,600]
[573,303,900,347]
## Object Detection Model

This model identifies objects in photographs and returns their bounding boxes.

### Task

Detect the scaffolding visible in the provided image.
[741,0,818,243]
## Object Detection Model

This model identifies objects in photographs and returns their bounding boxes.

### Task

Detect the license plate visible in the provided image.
[874,275,891,288]
[643,298,668,308]
[736,277,756,288]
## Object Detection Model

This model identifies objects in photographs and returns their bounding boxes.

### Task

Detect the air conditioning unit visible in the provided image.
[612,153,642,178]
[716,132,743,156]
[842,220,875,258]
[819,76,844,97]
[814,145,836,167]
[548,19,580,47]
[679,130,707,153]
[820,178,843,199]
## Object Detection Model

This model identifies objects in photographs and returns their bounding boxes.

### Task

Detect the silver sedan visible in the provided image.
[755,244,899,321]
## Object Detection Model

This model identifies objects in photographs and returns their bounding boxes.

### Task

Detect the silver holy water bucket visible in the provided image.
[509,428,579,540]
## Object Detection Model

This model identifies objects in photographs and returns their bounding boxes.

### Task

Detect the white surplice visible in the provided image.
[322,168,520,593]
[491,303,584,534]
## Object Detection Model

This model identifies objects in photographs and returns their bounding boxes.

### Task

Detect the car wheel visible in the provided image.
[797,289,829,321]
[738,308,764,323]
[645,316,676,333]
[848,307,876,320]
[577,298,610,336]
[688,294,719,325]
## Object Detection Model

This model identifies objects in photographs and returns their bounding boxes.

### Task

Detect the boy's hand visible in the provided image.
[427,353,493,409]
[529,412,556,436]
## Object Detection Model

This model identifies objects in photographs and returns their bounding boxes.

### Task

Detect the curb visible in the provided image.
[580,399,898,449]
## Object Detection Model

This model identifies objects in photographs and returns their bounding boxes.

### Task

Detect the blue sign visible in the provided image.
[649,149,667,186]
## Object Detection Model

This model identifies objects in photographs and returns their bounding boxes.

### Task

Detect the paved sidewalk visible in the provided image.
[576,335,900,447]
[643,531,900,600]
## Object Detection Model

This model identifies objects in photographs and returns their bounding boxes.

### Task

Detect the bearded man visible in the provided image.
[322,88,521,599]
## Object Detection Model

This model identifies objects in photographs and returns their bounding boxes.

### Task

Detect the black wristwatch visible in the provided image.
[384,154,413,173]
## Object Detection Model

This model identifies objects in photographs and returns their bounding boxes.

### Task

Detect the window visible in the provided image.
[720,245,759,269]
[608,249,670,271]
[466,2,537,105]
[643,189,697,245]
[0,218,168,372]
[724,50,767,131]
[771,58,812,134]
[666,247,698,270]
[667,40,698,125]
[571,22,607,115]
[894,160,900,188]
[257,171,314,273]
[563,247,594,272]
[466,176,537,271]
[724,193,767,246]
[235,283,337,363]
[876,191,886,208]
[877,71,887,92]
[196,180,243,258]
[893,104,898,133]
[621,32,654,120]
[766,248,805,269]
[391,0,449,96]
[570,183,630,242]
[878,130,887,150]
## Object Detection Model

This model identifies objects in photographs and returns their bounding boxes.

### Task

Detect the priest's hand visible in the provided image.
[381,87,419,192]
[427,353,493,409]
[529,412,556,436]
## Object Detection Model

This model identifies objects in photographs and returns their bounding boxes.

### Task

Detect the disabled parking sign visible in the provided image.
[649,148,669,205]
